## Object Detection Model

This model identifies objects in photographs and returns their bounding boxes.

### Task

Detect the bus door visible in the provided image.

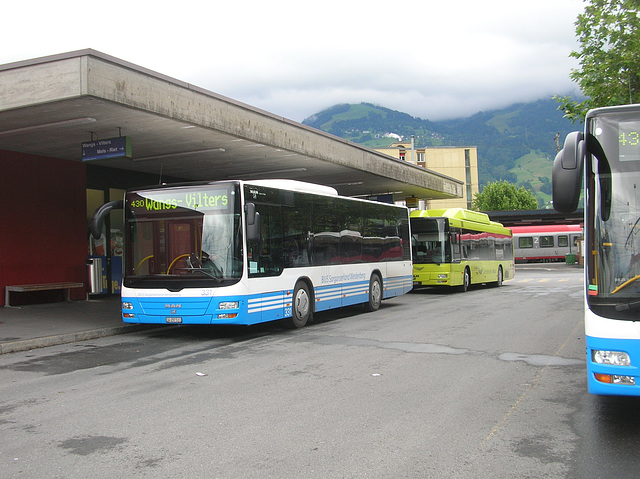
[450,228,462,263]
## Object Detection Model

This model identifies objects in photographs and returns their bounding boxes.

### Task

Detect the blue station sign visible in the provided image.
[82,137,132,161]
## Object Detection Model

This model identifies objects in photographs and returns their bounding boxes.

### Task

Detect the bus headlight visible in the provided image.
[594,373,635,385]
[122,302,134,310]
[612,375,635,385]
[592,350,631,366]
[219,301,239,310]
[437,274,448,279]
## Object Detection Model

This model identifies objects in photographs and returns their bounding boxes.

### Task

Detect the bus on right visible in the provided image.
[553,103,640,395]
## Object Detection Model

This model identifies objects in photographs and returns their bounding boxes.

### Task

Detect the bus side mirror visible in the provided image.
[552,131,584,214]
[245,203,261,242]
[90,200,123,239]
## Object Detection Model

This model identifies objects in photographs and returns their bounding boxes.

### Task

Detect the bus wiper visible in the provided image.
[187,268,223,283]
[615,299,640,312]
[175,267,223,283]
[198,269,223,282]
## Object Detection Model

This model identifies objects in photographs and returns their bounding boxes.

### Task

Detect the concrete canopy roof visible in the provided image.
[0,50,462,200]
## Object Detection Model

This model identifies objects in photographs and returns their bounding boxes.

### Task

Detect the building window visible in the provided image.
[464,149,472,183]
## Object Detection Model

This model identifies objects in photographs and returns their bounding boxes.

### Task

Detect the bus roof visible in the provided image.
[410,208,511,236]
[245,179,338,196]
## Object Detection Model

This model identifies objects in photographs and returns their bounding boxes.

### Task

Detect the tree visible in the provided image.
[472,180,539,211]
[555,0,640,122]
[538,176,552,195]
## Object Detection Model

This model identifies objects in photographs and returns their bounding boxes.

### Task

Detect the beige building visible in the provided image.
[376,142,478,210]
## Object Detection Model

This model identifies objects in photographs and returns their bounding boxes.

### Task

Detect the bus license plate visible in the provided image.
[166,317,183,324]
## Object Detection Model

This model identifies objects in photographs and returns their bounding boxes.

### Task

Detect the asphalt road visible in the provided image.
[2,265,640,478]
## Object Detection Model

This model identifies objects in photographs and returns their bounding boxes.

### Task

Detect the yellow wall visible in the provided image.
[376,143,478,209]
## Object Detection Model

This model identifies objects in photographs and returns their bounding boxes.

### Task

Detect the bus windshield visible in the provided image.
[589,115,640,308]
[411,217,450,264]
[124,183,243,288]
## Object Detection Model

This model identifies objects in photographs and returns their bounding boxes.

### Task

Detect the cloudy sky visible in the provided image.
[3,0,584,122]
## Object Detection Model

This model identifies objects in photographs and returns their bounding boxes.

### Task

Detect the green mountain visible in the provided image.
[302,100,577,206]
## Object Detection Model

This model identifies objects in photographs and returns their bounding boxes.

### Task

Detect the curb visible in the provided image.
[0,324,154,354]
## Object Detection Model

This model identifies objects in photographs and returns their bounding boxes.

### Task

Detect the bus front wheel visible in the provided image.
[364,274,382,312]
[286,281,312,328]
[459,268,471,293]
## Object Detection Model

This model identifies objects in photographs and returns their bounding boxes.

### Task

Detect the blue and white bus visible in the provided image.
[92,179,413,328]
[553,104,640,395]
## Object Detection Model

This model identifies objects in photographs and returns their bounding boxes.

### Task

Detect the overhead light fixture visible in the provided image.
[229,167,308,179]
[132,147,226,162]
[0,117,97,137]
[332,181,364,187]
[351,191,403,198]
[252,167,307,176]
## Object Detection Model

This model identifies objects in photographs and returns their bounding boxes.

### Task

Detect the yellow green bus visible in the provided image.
[410,208,514,292]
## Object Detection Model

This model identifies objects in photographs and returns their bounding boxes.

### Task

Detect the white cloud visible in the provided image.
[2,0,585,122]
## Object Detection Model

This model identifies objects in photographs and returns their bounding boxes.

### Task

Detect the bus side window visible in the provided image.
[450,230,462,261]
[311,197,342,265]
[249,204,283,277]
[283,200,311,268]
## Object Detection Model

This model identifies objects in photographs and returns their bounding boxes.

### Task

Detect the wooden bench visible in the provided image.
[4,282,84,307]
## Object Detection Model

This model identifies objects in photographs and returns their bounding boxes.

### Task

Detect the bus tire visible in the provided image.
[459,267,471,293]
[495,266,503,287]
[364,273,382,312]
[286,281,312,328]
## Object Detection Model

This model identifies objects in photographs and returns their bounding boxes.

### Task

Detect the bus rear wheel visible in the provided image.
[286,281,312,328]
[364,274,382,312]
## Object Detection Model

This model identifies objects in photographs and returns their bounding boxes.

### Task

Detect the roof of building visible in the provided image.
[0,49,463,201]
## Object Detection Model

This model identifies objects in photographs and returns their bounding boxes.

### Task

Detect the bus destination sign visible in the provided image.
[129,189,230,212]
[82,136,132,161]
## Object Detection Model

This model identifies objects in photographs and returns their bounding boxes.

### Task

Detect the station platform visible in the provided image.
[0,297,151,354]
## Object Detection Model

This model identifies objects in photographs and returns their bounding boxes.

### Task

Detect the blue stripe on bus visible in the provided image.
[247,291,285,314]
[123,275,413,325]
[384,275,414,298]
